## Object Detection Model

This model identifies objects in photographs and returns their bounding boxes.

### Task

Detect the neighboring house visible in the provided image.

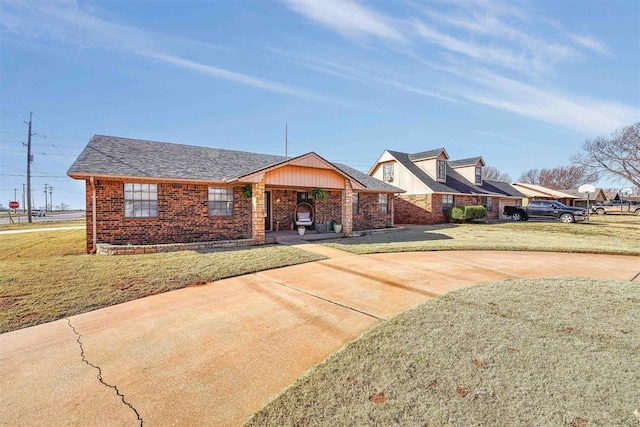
[559,188,607,207]
[368,149,524,224]
[67,135,401,253]
[511,182,577,206]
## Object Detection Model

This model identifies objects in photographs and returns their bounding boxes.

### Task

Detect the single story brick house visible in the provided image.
[68,135,402,253]
[368,148,525,224]
[511,182,577,205]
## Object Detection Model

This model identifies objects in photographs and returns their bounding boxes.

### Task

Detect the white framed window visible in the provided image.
[383,163,394,182]
[208,187,234,216]
[124,183,158,218]
[379,194,389,214]
[437,160,446,180]
[442,194,454,213]
[352,193,359,215]
[475,166,482,185]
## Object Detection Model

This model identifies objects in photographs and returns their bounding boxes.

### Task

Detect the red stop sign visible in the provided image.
[9,201,19,209]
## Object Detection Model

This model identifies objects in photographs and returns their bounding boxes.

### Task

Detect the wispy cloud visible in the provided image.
[570,34,613,56]
[0,0,337,103]
[281,0,406,42]
[457,67,639,134]
[413,3,583,76]
[269,48,461,103]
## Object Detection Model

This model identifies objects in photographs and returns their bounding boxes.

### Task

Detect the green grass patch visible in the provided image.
[245,278,640,426]
[0,229,324,333]
[322,219,640,256]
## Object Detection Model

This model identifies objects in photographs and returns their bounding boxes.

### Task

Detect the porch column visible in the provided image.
[251,176,265,244]
[341,179,353,236]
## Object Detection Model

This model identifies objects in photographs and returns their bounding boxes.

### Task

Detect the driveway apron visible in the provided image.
[1,251,639,426]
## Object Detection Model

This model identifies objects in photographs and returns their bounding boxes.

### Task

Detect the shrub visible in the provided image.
[449,205,487,222]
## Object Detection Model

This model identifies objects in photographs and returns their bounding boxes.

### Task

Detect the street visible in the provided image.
[0,211,85,225]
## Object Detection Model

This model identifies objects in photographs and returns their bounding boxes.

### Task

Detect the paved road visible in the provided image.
[0,211,85,225]
[1,250,639,426]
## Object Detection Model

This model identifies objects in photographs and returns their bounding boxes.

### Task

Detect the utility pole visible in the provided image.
[49,186,53,212]
[44,183,48,212]
[13,188,18,202]
[26,112,33,223]
[22,183,26,213]
[285,123,288,158]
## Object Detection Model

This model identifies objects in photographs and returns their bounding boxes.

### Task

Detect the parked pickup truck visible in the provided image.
[504,200,588,223]
[591,200,640,215]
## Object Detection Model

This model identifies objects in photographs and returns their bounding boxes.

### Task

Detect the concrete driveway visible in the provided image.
[2,250,639,426]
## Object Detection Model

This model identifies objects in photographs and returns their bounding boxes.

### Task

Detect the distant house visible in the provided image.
[368,148,524,224]
[559,188,607,207]
[68,135,401,253]
[511,183,577,206]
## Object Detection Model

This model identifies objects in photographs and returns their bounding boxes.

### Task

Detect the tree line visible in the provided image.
[493,122,639,191]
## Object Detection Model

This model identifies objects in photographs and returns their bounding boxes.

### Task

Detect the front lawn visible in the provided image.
[322,218,640,256]
[245,278,640,426]
[0,229,325,333]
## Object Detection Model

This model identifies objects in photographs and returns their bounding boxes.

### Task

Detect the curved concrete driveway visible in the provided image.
[2,251,639,426]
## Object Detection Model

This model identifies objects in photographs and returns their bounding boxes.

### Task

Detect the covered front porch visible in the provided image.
[239,153,360,244]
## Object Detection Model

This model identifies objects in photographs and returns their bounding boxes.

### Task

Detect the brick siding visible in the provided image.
[394,194,499,225]
[85,179,252,253]
[353,193,393,230]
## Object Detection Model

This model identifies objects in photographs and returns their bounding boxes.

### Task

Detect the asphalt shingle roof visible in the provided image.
[408,148,446,162]
[482,180,526,198]
[387,150,501,196]
[448,157,484,168]
[68,134,400,193]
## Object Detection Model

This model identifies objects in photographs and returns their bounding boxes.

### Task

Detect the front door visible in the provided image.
[264,191,272,231]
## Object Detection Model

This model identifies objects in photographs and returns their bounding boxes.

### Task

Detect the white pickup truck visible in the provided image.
[591,200,640,215]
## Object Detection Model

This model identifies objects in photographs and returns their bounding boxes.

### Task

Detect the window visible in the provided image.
[442,194,454,213]
[352,193,359,215]
[437,160,446,180]
[475,166,482,185]
[482,196,493,212]
[379,194,389,214]
[124,183,157,218]
[297,192,312,204]
[383,163,394,182]
[208,187,234,216]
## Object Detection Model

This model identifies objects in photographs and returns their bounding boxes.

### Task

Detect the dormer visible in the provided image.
[409,148,449,183]
[449,157,485,185]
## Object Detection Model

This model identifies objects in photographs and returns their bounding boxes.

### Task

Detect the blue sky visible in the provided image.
[1,0,639,209]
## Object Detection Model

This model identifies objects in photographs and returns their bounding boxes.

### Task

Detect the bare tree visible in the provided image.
[518,165,597,189]
[518,168,541,185]
[572,122,640,188]
[482,166,512,182]
[539,165,598,189]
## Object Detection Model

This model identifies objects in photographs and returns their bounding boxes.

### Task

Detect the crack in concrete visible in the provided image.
[66,318,144,426]
[254,273,386,321]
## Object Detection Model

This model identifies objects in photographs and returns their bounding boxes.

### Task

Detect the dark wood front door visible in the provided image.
[264,191,271,231]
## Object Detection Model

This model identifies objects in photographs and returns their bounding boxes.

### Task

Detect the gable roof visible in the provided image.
[408,148,448,162]
[482,180,526,198]
[511,182,578,199]
[68,134,401,193]
[448,157,485,168]
[386,150,501,196]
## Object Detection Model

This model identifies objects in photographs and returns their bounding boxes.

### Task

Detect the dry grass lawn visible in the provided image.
[323,217,640,256]
[245,278,640,426]
[0,228,324,333]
